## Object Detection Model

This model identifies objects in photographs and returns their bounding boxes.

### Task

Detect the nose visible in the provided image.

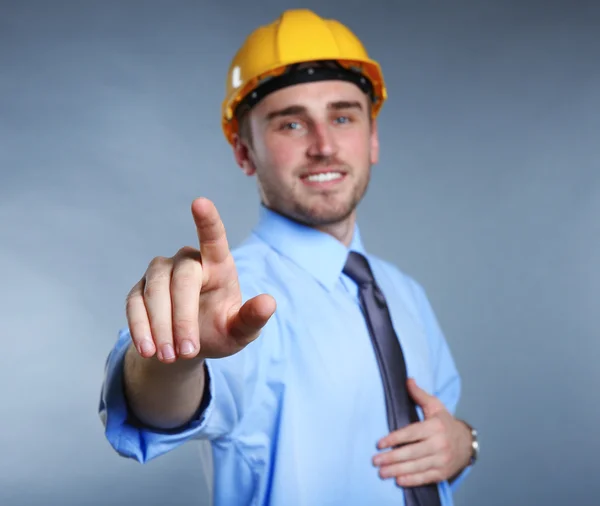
[307,121,338,159]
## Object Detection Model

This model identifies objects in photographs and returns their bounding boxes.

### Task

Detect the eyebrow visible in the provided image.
[264,100,364,122]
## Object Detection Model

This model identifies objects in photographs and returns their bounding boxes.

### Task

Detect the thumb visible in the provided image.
[227,294,277,345]
[407,378,440,413]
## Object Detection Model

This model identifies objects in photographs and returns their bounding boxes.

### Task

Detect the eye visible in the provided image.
[334,115,352,124]
[280,121,302,131]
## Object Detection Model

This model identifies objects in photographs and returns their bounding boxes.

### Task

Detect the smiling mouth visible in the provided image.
[301,171,346,183]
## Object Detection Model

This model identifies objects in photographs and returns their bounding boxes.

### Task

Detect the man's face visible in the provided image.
[235,79,379,227]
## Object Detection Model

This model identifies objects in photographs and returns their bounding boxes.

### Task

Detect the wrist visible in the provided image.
[126,343,206,381]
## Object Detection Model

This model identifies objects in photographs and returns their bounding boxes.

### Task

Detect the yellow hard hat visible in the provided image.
[221,9,387,145]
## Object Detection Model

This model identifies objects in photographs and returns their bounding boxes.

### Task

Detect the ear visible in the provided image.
[232,134,256,176]
[369,118,380,166]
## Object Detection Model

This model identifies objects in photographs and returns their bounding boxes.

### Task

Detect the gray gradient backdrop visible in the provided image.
[1,1,599,505]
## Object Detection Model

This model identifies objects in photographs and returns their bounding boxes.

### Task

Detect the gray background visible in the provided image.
[1,1,599,505]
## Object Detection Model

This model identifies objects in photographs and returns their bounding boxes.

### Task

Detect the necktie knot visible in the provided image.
[342,251,375,287]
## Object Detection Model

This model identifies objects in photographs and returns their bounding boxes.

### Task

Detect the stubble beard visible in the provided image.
[259,164,372,228]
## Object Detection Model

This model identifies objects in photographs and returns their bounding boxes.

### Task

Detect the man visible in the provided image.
[99,8,478,506]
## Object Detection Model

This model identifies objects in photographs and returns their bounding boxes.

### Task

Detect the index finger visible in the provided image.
[191,197,230,264]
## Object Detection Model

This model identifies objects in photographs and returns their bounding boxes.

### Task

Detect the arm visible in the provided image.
[122,343,207,430]
[98,328,216,464]
[98,198,276,463]
[415,282,474,490]
[99,325,260,464]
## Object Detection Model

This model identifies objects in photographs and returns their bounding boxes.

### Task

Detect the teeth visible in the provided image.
[306,172,343,182]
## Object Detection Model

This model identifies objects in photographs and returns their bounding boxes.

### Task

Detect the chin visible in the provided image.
[290,200,358,227]
[265,183,368,227]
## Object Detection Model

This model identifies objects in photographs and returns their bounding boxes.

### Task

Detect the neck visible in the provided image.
[263,204,357,247]
[315,214,356,247]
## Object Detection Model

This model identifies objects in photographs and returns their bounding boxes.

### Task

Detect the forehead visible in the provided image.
[253,80,369,117]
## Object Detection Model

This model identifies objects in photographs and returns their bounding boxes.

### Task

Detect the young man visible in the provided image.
[99,9,478,506]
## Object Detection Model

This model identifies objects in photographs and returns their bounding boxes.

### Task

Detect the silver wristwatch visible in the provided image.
[465,423,479,465]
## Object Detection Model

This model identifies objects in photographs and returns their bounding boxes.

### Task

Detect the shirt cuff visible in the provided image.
[98,329,220,463]
[448,462,472,491]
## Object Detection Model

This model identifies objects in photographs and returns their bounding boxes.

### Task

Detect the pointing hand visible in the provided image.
[125,197,277,363]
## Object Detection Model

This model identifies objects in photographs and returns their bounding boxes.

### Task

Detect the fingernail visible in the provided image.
[161,344,175,360]
[140,339,154,356]
[179,339,195,356]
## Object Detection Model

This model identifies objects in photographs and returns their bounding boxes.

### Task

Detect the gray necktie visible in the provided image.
[343,251,442,506]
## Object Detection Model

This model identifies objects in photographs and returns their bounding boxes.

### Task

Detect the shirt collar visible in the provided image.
[251,205,367,292]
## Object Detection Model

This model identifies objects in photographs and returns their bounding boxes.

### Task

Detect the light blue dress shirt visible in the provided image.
[99,205,470,506]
